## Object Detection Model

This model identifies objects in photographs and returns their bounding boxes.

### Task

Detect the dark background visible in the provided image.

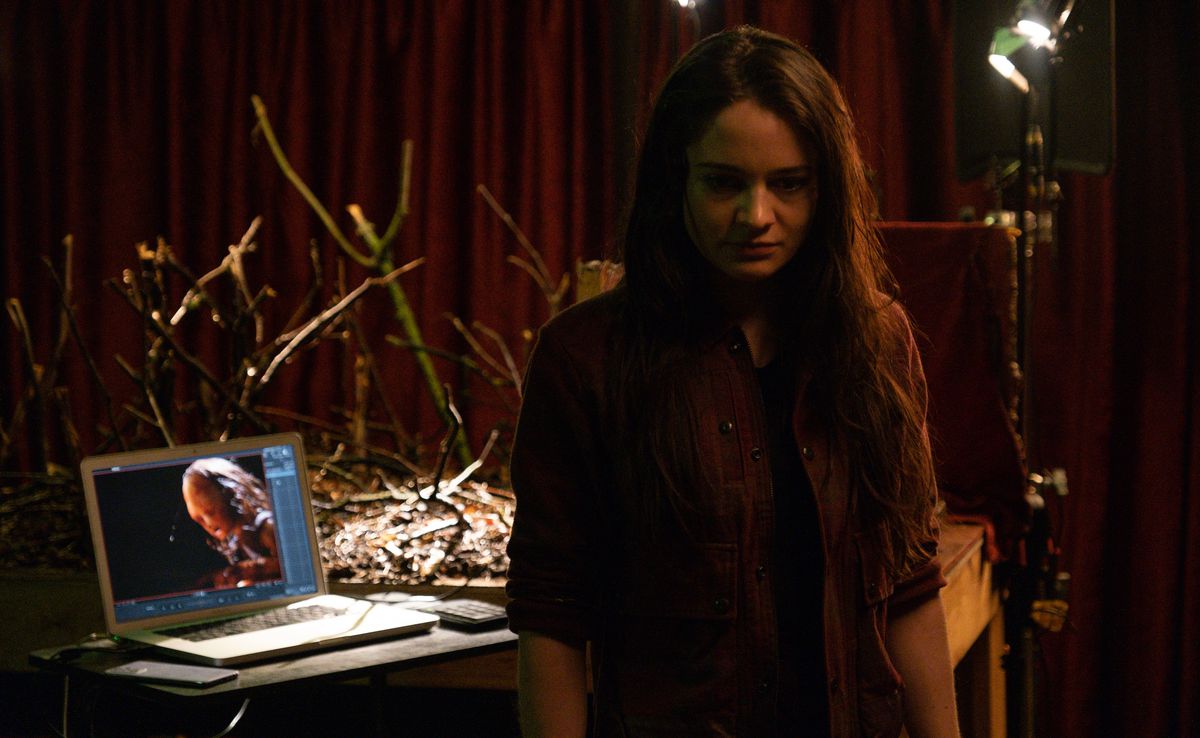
[2,2,1197,737]
[95,460,225,601]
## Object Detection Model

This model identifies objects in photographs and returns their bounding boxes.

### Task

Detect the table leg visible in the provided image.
[955,607,1008,737]
[371,672,388,737]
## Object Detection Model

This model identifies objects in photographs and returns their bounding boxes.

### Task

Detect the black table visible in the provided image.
[30,625,517,737]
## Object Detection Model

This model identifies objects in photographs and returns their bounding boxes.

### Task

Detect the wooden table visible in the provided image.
[34,524,1002,736]
[30,624,516,737]
[940,521,1006,738]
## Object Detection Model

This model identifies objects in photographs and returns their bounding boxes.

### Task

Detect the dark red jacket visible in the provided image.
[506,288,944,737]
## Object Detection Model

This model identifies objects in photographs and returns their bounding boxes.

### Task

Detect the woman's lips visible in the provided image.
[727,241,779,258]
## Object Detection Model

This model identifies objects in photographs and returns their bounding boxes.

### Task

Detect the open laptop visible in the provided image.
[80,432,439,666]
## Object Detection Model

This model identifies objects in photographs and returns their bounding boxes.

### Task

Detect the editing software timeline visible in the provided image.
[90,441,320,625]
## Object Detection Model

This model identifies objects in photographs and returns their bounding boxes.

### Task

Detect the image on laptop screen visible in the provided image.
[88,438,321,626]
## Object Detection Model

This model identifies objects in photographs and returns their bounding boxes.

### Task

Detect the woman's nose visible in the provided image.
[736,185,773,228]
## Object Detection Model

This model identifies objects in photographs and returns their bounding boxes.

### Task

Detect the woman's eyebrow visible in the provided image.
[692,162,814,176]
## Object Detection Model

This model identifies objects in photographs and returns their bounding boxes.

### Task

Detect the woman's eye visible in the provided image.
[700,174,743,193]
[772,176,812,193]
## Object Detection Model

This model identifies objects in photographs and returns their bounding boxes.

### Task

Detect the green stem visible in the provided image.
[251,95,374,269]
[377,253,474,467]
[254,95,472,468]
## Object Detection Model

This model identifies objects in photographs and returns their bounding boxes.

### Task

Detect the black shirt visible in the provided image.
[756,357,829,735]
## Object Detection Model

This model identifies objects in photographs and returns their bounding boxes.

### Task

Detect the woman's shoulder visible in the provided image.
[520,287,626,407]
[866,289,916,341]
[536,284,627,350]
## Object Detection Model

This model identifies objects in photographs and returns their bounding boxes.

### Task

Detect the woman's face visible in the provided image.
[182,475,240,542]
[683,99,818,293]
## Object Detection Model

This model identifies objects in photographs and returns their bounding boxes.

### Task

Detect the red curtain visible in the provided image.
[1,0,617,463]
[2,2,1197,736]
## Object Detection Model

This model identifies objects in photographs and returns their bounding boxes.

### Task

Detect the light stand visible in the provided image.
[986,3,1076,736]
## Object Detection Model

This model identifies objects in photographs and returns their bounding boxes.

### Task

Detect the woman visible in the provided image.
[505,26,959,737]
[182,457,281,587]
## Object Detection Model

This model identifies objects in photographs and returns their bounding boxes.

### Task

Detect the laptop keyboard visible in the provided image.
[160,604,348,642]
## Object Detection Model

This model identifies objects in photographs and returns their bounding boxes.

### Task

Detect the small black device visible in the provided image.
[422,599,508,632]
[104,659,239,687]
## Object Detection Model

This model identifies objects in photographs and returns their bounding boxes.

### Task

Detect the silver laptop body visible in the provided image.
[80,432,437,665]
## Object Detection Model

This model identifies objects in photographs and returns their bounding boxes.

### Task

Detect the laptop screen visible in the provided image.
[82,434,323,629]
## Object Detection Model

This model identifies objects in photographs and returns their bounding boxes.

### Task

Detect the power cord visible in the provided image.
[47,633,151,664]
[50,632,249,737]
[55,670,251,738]
[362,582,470,607]
[210,698,251,738]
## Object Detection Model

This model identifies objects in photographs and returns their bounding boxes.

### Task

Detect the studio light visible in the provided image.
[987,1,1080,93]
[1015,1,1053,47]
[1016,18,1052,45]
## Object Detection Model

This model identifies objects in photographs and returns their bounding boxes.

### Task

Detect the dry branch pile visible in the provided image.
[311,469,513,585]
[0,97,596,584]
[0,475,90,570]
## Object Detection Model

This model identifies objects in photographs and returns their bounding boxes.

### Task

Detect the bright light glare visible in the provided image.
[989,54,1016,78]
[989,54,1030,94]
[1016,19,1052,45]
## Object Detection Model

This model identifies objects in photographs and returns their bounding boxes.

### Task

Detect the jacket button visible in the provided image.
[756,565,766,581]
[750,447,763,461]
[718,420,734,434]
[801,446,815,460]
[712,598,730,613]
[829,677,840,695]
[757,680,771,695]
[728,341,743,353]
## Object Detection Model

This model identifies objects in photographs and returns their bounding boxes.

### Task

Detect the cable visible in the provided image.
[57,674,68,738]
[208,698,251,738]
[363,581,470,607]
[50,634,247,737]
[48,633,151,664]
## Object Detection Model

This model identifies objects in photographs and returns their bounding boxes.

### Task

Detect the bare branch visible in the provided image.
[384,336,499,382]
[377,139,414,249]
[40,243,127,450]
[347,204,379,248]
[113,354,140,384]
[477,184,553,287]
[6,299,39,386]
[470,320,524,395]
[260,259,424,385]
[120,402,158,430]
[344,309,413,452]
[287,243,323,337]
[423,384,463,501]
[5,298,52,467]
[170,218,261,326]
[505,254,554,296]
[227,220,266,343]
[448,315,511,379]
[142,380,175,448]
[111,286,272,434]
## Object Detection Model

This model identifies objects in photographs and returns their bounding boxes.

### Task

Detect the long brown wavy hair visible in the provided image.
[611,26,936,577]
